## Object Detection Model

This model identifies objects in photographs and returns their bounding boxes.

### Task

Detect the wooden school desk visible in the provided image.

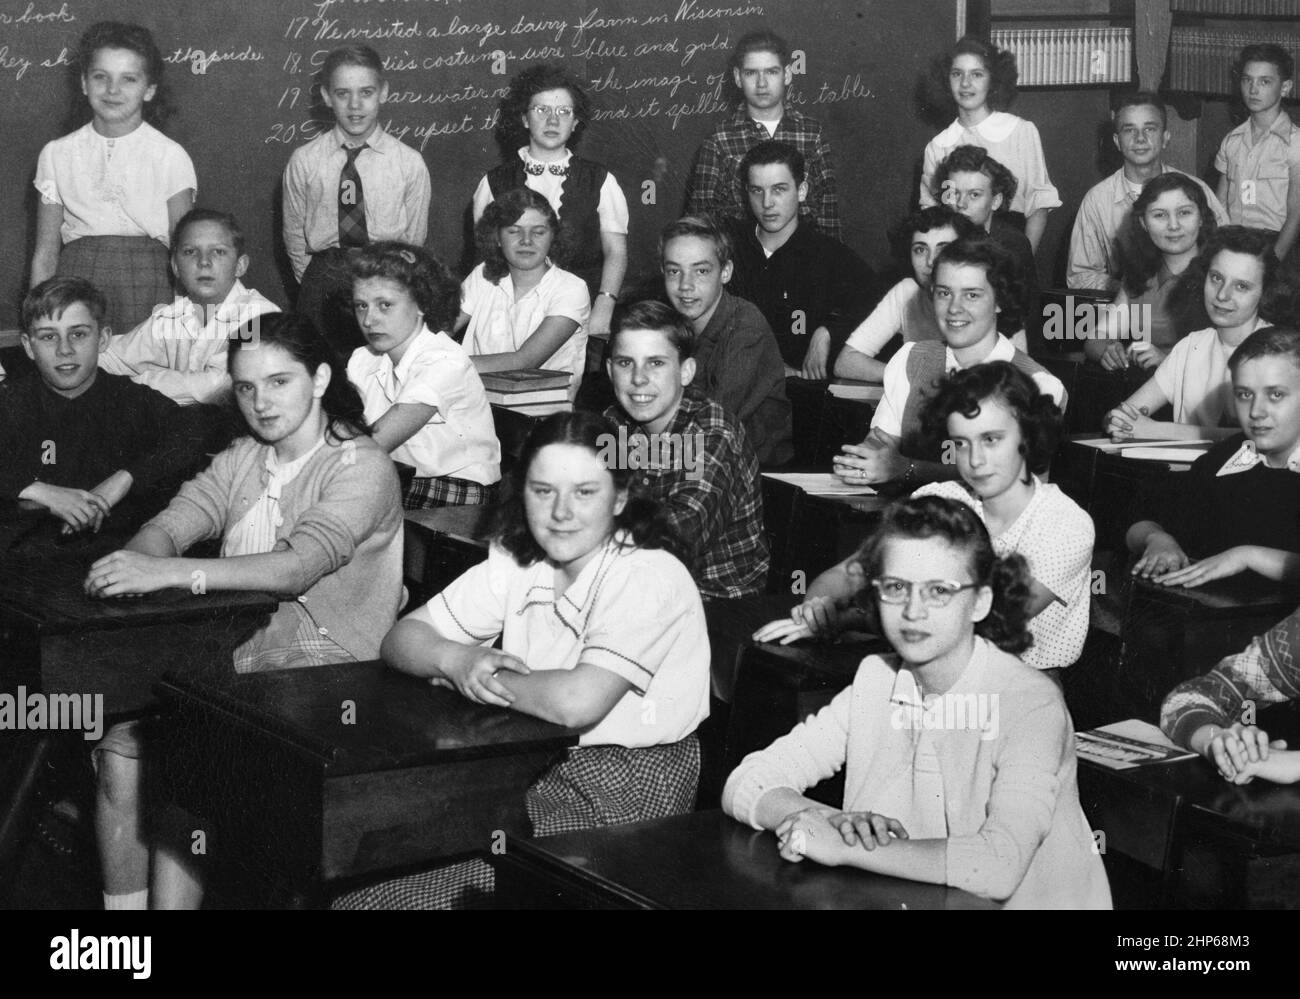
[149,659,577,908]
[1079,705,1300,909]
[0,545,276,717]
[492,809,999,909]
[402,504,492,608]
[1115,575,1300,722]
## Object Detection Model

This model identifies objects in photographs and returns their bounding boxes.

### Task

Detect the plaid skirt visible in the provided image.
[58,235,171,337]
[331,733,701,910]
[297,248,364,360]
[403,476,499,512]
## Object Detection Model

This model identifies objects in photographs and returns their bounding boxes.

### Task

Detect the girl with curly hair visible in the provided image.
[335,410,709,908]
[456,187,591,399]
[471,63,628,340]
[919,36,1060,254]
[728,494,1111,909]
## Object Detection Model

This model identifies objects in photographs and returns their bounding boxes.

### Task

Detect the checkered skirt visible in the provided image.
[402,476,499,511]
[58,235,171,336]
[331,734,701,909]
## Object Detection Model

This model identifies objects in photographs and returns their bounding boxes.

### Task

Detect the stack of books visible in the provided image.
[480,369,572,413]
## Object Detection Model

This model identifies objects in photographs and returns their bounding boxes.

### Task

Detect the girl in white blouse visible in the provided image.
[725,495,1111,908]
[31,22,196,336]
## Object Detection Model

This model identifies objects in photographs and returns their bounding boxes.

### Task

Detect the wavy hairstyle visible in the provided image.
[490,410,685,566]
[927,36,1019,112]
[72,21,171,127]
[350,241,460,333]
[1183,225,1292,325]
[850,495,1033,655]
[475,188,566,282]
[919,362,1063,482]
[1115,172,1216,299]
[931,144,1019,211]
[1232,43,1294,83]
[931,235,1027,336]
[227,312,370,444]
[888,206,981,272]
[496,63,592,151]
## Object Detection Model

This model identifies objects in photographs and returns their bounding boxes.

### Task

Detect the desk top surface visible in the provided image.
[0,545,277,632]
[504,809,999,910]
[156,659,578,776]
[1130,575,1300,616]
[403,505,493,546]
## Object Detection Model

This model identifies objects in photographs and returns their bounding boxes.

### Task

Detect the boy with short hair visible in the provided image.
[604,300,768,600]
[727,141,873,379]
[1127,325,1300,587]
[99,209,279,405]
[0,278,191,537]
[660,215,793,467]
[687,30,841,241]
[1215,45,1300,263]
[1070,92,1227,292]
[282,45,431,356]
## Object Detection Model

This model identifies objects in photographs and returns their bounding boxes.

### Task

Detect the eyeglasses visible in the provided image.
[870,577,981,608]
[529,105,575,119]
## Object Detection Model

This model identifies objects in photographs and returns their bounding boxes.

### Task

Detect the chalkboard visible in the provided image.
[0,0,961,327]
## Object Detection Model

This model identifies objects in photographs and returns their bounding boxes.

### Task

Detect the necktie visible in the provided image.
[338,144,368,249]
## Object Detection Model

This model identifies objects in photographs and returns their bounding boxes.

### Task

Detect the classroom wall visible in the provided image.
[0,0,966,328]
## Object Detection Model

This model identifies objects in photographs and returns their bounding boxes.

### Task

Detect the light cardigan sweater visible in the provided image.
[723,638,1112,909]
[146,432,404,662]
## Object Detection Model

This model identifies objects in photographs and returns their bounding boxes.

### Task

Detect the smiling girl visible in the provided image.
[1106,226,1288,442]
[729,496,1110,908]
[335,411,710,908]
[31,21,196,337]
[86,312,403,909]
[456,188,591,399]
[348,242,501,509]
[920,37,1060,253]
[1087,173,1216,372]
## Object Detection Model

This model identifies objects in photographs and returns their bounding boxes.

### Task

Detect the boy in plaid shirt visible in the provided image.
[687,30,841,241]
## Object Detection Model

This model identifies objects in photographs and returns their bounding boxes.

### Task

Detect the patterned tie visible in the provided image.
[338,144,368,249]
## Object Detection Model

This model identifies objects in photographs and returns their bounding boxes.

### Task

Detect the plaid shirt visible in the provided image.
[1161,605,1300,747]
[606,386,768,600]
[687,106,841,241]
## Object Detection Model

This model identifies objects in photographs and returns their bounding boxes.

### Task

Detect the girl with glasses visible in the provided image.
[724,495,1111,908]
[471,63,629,341]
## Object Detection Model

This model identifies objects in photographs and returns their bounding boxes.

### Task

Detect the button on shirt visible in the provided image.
[1215,111,1300,232]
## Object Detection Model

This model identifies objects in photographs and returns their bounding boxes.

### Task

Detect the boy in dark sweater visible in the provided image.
[1,278,193,542]
[1129,326,1300,585]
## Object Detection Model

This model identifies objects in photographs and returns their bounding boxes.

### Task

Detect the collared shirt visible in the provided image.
[1153,319,1269,427]
[1067,165,1228,291]
[471,147,629,233]
[605,386,768,600]
[726,220,873,368]
[1215,110,1300,231]
[920,112,1061,219]
[459,262,590,398]
[687,105,841,240]
[346,325,501,484]
[872,334,1066,439]
[281,125,431,279]
[1218,437,1300,475]
[222,436,328,557]
[35,122,196,243]
[412,535,711,748]
[913,478,1094,672]
[691,291,793,467]
[97,280,280,405]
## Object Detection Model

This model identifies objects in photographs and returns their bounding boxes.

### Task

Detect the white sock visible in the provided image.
[103,889,148,910]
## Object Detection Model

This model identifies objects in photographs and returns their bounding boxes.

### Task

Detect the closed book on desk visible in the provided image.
[485,387,570,406]
[828,380,884,402]
[1121,444,1211,463]
[498,400,572,417]
[481,368,570,390]
[1076,719,1197,770]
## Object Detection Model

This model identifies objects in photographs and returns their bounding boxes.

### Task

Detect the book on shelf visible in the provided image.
[1075,719,1198,770]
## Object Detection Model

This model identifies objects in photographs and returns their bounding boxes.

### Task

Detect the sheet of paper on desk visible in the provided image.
[1120,444,1210,462]
[762,472,877,495]
[1075,719,1198,769]
[1073,437,1213,454]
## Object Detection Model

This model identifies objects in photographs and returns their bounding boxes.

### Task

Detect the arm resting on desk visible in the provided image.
[1153,546,1300,588]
